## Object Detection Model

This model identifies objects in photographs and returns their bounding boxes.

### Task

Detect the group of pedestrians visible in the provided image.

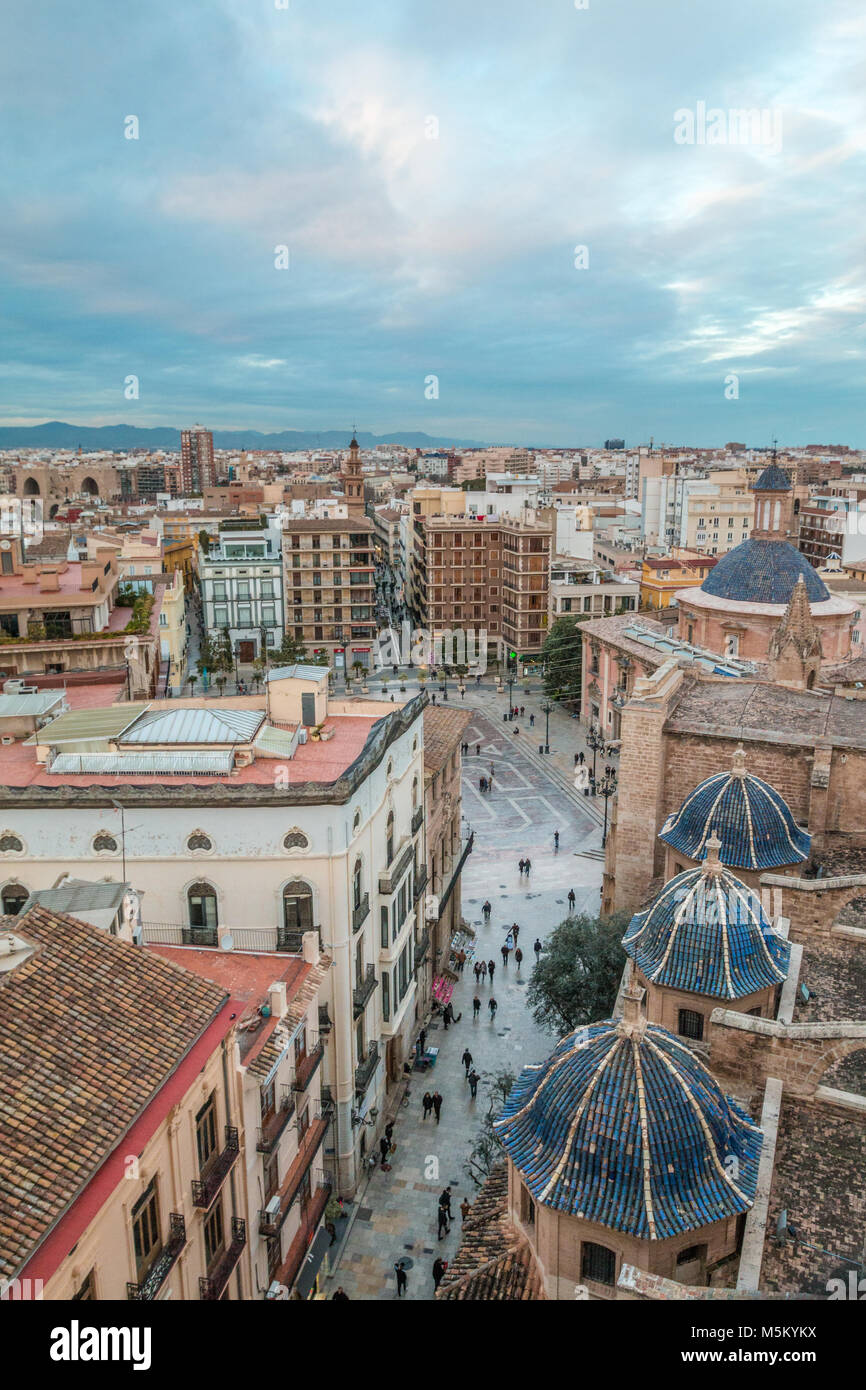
[421,1090,444,1123]
[517,857,532,877]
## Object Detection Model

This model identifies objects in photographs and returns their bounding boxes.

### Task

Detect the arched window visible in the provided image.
[93,832,118,853]
[187,832,213,853]
[386,759,394,780]
[386,810,394,865]
[283,830,309,850]
[1,883,28,914]
[187,882,218,929]
[353,858,363,910]
[773,500,781,532]
[283,881,314,933]
[352,809,361,835]
[0,834,23,853]
[412,777,418,810]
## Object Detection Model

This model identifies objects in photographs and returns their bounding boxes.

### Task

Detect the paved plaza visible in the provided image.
[325,706,604,1300]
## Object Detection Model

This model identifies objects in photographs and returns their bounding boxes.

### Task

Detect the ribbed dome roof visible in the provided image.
[699,537,829,604]
[494,994,762,1239]
[753,462,792,492]
[623,840,790,999]
[659,747,811,871]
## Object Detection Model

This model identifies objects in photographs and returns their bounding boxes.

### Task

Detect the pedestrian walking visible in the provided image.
[380,1136,390,1165]
[476,743,481,757]
[419,1027,427,1055]
[460,1198,472,1222]
[488,959,496,984]
[474,961,482,984]
[534,937,543,958]
[480,959,488,980]
[501,943,509,967]
[505,930,514,952]
[456,948,466,974]
[554,830,559,850]
[440,1187,453,1220]
[488,997,498,1020]
[432,1256,446,1291]
[385,1121,394,1152]
[468,1069,479,1099]
[473,994,481,1019]
[394,1260,408,1296]
[568,888,576,910]
[524,857,531,876]
[519,705,525,717]
[461,1048,473,1078]
[482,900,491,920]
[442,1002,451,1030]
[479,776,485,793]
[490,762,495,778]
[514,946,523,971]
[422,1091,433,1120]
[432,1091,443,1124]
[512,924,520,944]
[518,857,525,876]
[437,1203,450,1239]
[332,1286,350,1300]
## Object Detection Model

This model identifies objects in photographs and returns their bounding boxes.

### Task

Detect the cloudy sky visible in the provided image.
[1,0,864,445]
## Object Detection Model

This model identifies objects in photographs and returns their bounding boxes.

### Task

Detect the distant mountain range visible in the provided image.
[0,422,486,451]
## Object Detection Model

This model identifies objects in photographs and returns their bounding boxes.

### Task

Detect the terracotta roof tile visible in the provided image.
[435,1165,545,1301]
[423,707,473,774]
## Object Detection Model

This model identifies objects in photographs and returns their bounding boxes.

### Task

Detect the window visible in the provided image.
[260,1078,275,1121]
[353,858,363,910]
[214,605,228,627]
[0,834,23,853]
[93,832,118,853]
[187,832,213,852]
[381,970,390,1022]
[236,580,250,599]
[132,1181,162,1280]
[238,605,252,626]
[677,1244,706,1266]
[203,1201,225,1272]
[72,1269,97,1300]
[520,1185,535,1226]
[283,830,308,850]
[212,581,226,600]
[188,882,218,928]
[196,1094,218,1172]
[381,906,389,950]
[678,1008,704,1040]
[283,881,313,933]
[386,810,394,865]
[1,883,28,914]
[581,1241,616,1286]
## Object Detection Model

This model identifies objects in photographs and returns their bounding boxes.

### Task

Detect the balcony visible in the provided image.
[379,841,415,895]
[257,1087,296,1153]
[274,1182,333,1291]
[413,866,428,902]
[192,1127,240,1208]
[353,964,379,1019]
[411,807,424,834]
[436,833,475,921]
[292,1040,324,1093]
[354,1040,379,1096]
[413,926,430,969]
[199,1218,247,1300]
[127,1214,186,1300]
[352,893,370,933]
[258,1111,332,1237]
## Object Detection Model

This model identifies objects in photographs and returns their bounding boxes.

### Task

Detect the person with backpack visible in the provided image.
[514,946,523,971]
[488,997,498,1021]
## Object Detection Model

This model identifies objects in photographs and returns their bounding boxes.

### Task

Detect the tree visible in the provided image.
[198,529,212,556]
[463,1066,517,1188]
[216,625,234,676]
[542,614,588,707]
[197,631,218,680]
[276,630,309,666]
[526,911,629,1037]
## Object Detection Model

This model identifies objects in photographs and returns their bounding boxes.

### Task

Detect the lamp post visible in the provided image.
[599,770,617,848]
[586,725,604,787]
[542,700,552,754]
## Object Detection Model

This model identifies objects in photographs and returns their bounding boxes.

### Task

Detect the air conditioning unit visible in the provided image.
[265,1195,281,1216]
[297,727,308,744]
[1,736,14,746]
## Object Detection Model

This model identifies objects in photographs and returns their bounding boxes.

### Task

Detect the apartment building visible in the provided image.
[639,550,717,610]
[281,516,377,669]
[549,558,640,621]
[421,706,473,1011]
[181,426,216,493]
[412,510,554,659]
[0,670,429,1194]
[200,523,285,662]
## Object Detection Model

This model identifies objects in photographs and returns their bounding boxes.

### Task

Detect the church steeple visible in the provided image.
[341,432,365,515]
[751,457,792,539]
[767,575,823,690]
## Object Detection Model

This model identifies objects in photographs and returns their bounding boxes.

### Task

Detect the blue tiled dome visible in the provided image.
[699,538,829,604]
[623,854,790,999]
[753,462,792,492]
[659,749,811,871]
[494,1001,762,1239]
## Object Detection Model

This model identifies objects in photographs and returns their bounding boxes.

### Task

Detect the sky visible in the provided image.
[0,0,864,447]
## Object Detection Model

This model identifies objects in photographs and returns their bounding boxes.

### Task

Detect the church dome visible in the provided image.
[698,538,830,605]
[659,746,811,871]
[623,837,790,1000]
[494,990,762,1239]
[753,462,792,492]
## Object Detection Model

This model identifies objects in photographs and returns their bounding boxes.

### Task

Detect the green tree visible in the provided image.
[526,911,629,1037]
[197,630,218,680]
[463,1066,517,1188]
[216,625,234,676]
[541,614,588,707]
[198,529,212,556]
[276,630,309,666]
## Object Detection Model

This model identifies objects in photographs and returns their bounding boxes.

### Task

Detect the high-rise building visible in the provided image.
[181,425,216,494]
[281,515,377,667]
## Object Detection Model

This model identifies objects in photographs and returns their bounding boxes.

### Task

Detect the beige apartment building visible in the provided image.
[281,517,377,669]
[411,503,554,659]
[681,470,754,554]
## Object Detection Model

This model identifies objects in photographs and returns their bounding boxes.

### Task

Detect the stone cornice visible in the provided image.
[0,693,428,810]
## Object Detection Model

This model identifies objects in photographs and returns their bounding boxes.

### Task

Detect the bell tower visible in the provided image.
[341,434,365,516]
[751,449,793,539]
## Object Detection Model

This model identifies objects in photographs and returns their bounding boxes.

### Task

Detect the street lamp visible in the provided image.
[586,725,605,786]
[542,700,552,754]
[599,770,617,848]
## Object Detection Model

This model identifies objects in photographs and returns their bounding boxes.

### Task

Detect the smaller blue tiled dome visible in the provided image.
[623,838,790,999]
[698,537,830,604]
[659,747,810,871]
[753,462,792,492]
[494,991,762,1240]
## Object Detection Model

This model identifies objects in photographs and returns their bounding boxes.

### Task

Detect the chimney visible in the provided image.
[268,981,287,1018]
[302,929,320,965]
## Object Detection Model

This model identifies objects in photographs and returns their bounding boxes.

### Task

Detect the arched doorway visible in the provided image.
[1,882,29,914]
[22,478,40,497]
[281,880,314,949]
[186,881,218,943]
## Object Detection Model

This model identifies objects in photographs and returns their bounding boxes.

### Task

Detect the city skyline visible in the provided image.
[1,1,865,445]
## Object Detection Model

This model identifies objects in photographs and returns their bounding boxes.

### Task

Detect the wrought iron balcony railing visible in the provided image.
[411,807,424,834]
[354,1040,379,1096]
[274,1182,333,1292]
[127,1214,186,1301]
[258,1112,331,1237]
[352,964,378,1020]
[413,866,428,902]
[292,1040,324,1093]
[191,1127,240,1208]
[199,1218,247,1300]
[256,1087,296,1153]
[352,893,370,933]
